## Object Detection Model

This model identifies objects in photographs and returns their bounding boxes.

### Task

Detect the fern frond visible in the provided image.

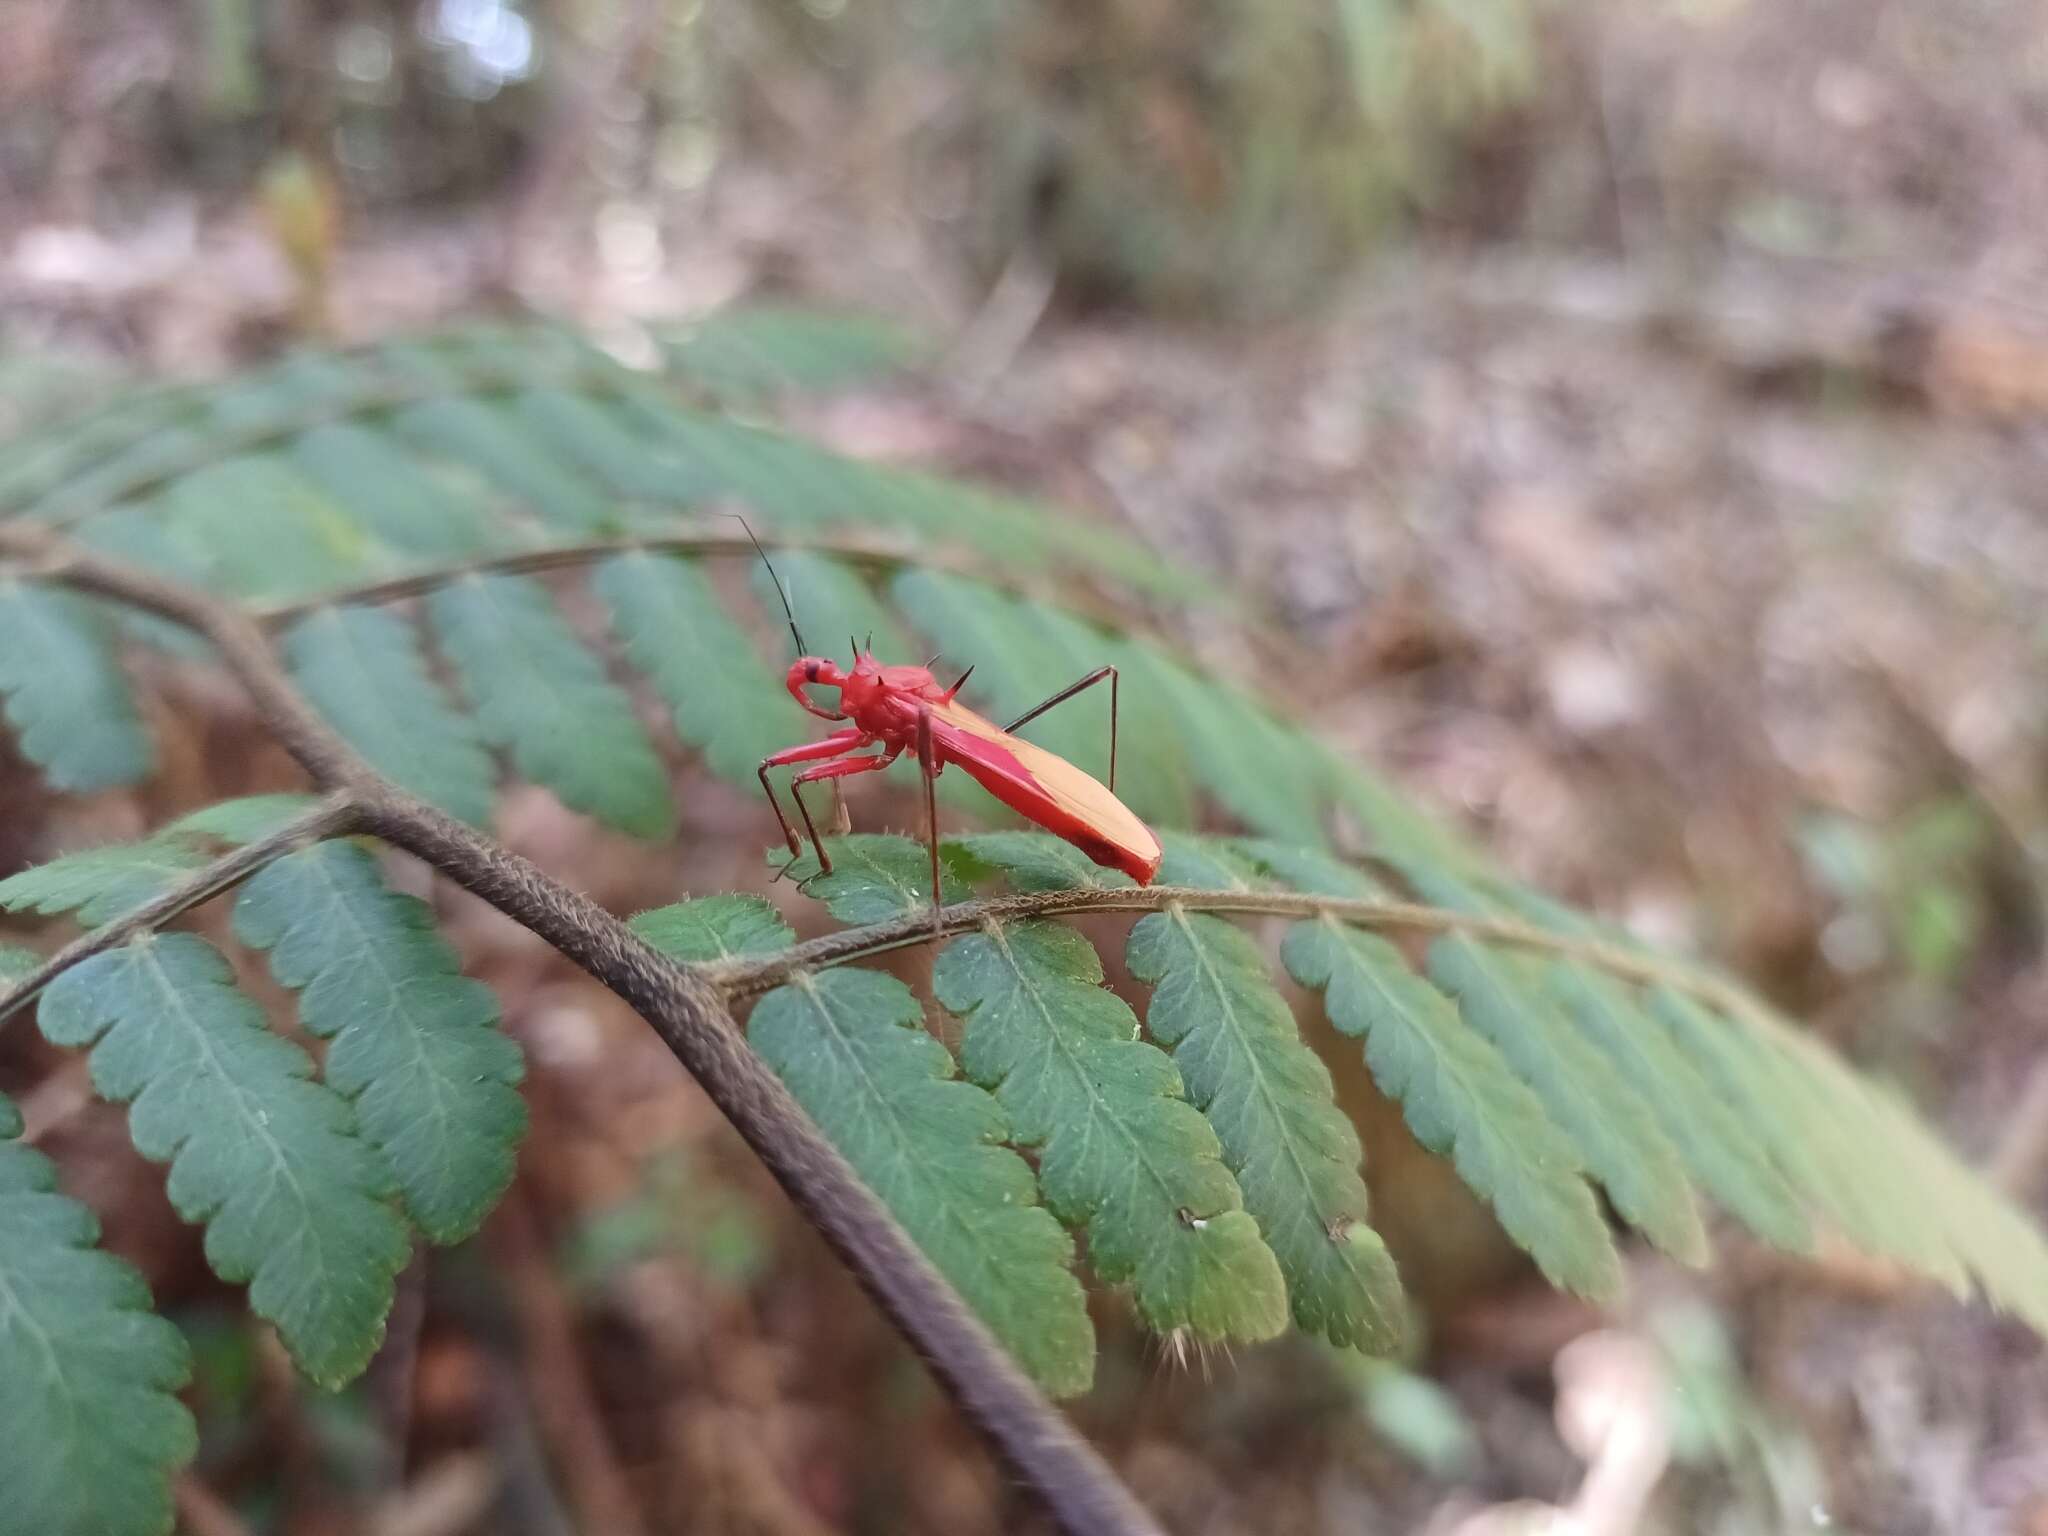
[290,422,498,557]
[634,895,1094,1394]
[514,388,693,505]
[232,840,527,1243]
[651,307,916,402]
[1543,963,1811,1253]
[1126,881,1407,1351]
[754,550,912,664]
[428,574,674,837]
[393,397,614,534]
[595,551,803,784]
[1278,917,1624,1300]
[934,918,1290,1342]
[758,967,1097,1392]
[956,834,1628,1300]
[1724,1006,1975,1295]
[0,838,211,927]
[1855,1076,2048,1333]
[1127,649,1327,845]
[1383,866,1705,1263]
[157,455,378,599]
[779,835,970,922]
[6,319,1252,837]
[1314,743,1493,878]
[1422,935,1707,1265]
[39,935,411,1384]
[0,1122,197,1536]
[163,794,323,844]
[1019,602,1195,828]
[0,581,152,792]
[283,605,497,824]
[1647,986,1969,1292]
[951,831,1136,892]
[628,891,794,959]
[0,796,317,927]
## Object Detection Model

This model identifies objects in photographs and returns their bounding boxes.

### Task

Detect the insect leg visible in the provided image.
[917,705,941,915]
[1000,665,1120,790]
[759,728,868,856]
[789,747,899,875]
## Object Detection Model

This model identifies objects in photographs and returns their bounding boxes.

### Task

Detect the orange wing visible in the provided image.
[924,697,1162,883]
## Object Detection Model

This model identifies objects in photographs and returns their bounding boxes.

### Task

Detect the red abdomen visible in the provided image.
[923,698,1162,884]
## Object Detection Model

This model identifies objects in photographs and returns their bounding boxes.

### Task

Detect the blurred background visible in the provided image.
[6,0,2048,1532]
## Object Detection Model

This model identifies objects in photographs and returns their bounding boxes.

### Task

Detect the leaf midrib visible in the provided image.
[298,853,462,1188]
[0,1222,76,1460]
[1436,935,1672,1202]
[1322,917,1503,1157]
[1169,907,1347,1252]
[304,607,470,795]
[447,579,590,742]
[138,948,324,1277]
[981,923,1197,1225]
[787,976,1021,1303]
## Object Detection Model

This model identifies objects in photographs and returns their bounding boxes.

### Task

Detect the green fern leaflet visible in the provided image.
[39,936,412,1385]
[0,1127,197,1536]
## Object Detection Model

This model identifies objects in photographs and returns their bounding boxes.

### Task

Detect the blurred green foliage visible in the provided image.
[563,1150,775,1294]
[1654,1300,1831,1527]
[1331,1352,1479,1477]
[1799,796,1993,990]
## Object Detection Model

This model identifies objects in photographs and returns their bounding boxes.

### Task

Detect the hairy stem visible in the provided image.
[709,884,1757,1018]
[0,521,1163,1536]
[0,793,362,1027]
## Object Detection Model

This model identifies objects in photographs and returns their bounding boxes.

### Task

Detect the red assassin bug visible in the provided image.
[742,525,1162,908]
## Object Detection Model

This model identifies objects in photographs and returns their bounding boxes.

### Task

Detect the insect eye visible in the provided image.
[805,661,821,682]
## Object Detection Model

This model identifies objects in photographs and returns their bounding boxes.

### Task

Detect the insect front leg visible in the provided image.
[1000,665,1121,790]
[789,746,901,875]
[759,728,867,858]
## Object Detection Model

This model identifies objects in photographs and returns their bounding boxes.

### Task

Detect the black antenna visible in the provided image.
[726,513,806,655]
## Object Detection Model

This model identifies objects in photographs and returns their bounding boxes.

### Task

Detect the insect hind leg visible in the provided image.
[1001,665,1120,790]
